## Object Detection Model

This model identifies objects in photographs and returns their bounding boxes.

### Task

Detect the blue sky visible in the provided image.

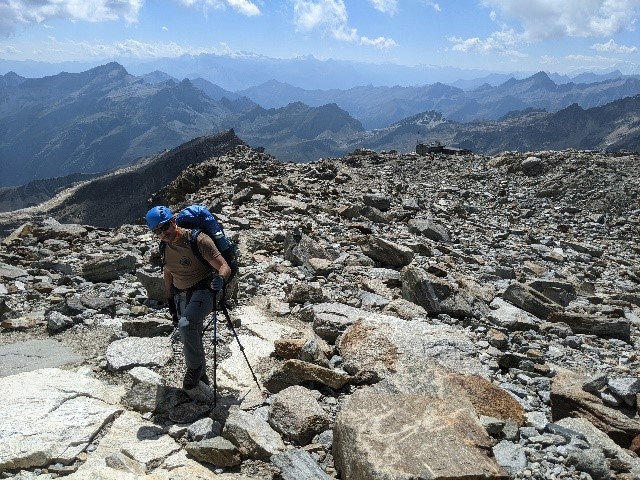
[1,0,639,75]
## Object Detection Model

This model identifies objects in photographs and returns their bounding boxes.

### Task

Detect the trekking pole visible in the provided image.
[212,307,218,407]
[219,300,261,390]
[201,291,220,406]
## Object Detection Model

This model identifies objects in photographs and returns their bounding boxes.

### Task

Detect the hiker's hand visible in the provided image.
[167,297,178,327]
[210,274,224,292]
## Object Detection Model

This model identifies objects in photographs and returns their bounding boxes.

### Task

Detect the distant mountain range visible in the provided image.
[2,53,636,91]
[238,72,640,128]
[349,95,640,154]
[0,62,639,193]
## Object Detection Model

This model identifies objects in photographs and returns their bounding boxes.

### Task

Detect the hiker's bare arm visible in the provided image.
[209,256,231,281]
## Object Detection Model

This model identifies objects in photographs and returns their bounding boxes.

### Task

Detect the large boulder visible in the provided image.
[0,368,124,471]
[334,386,507,480]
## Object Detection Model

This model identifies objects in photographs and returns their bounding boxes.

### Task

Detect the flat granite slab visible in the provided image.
[0,338,82,376]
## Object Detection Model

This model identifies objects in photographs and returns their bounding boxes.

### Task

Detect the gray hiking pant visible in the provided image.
[175,288,214,370]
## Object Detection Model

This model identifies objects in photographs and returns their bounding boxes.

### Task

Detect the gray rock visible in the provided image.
[136,267,165,302]
[607,377,640,406]
[566,448,613,480]
[0,339,81,377]
[0,262,29,280]
[528,279,577,307]
[186,436,242,467]
[80,254,137,282]
[269,195,308,213]
[583,373,608,393]
[284,230,337,267]
[359,290,389,308]
[299,337,328,366]
[187,417,219,441]
[121,366,166,413]
[285,282,325,305]
[268,385,330,445]
[103,451,146,476]
[521,156,544,176]
[401,265,484,319]
[361,236,414,267]
[502,282,560,320]
[362,193,391,211]
[121,317,173,337]
[70,410,181,477]
[222,407,285,461]
[168,401,212,424]
[105,336,173,371]
[556,417,640,478]
[548,311,631,342]
[311,302,363,343]
[488,297,541,331]
[550,368,640,446]
[492,440,527,475]
[271,448,332,480]
[337,314,485,378]
[408,217,450,242]
[45,310,74,332]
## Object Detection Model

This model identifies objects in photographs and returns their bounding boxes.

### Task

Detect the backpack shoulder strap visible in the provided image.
[189,228,211,269]
[159,240,166,273]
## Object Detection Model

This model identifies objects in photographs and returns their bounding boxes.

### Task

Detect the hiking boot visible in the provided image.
[200,373,210,386]
[183,364,204,390]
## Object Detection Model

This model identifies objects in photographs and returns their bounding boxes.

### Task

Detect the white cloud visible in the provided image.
[78,40,215,58]
[177,0,261,16]
[0,0,143,36]
[293,0,348,31]
[591,39,638,53]
[292,0,397,49]
[482,0,640,40]
[0,45,20,55]
[221,0,261,16]
[360,36,398,48]
[424,1,441,12]
[448,27,525,57]
[369,0,398,15]
[19,36,220,60]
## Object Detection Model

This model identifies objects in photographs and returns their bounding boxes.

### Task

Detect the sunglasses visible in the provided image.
[153,221,172,235]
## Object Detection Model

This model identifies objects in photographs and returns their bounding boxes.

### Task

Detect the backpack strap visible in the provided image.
[189,228,212,270]
[159,240,167,273]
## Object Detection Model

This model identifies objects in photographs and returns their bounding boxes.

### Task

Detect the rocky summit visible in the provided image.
[0,144,639,480]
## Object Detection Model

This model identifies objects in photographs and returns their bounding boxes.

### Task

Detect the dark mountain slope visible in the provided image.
[44,130,244,228]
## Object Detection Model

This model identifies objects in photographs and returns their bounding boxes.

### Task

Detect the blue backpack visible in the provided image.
[160,205,238,279]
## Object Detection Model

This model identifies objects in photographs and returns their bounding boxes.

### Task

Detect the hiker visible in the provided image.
[145,205,232,390]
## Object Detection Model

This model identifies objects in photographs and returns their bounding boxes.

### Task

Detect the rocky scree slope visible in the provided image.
[0,146,639,479]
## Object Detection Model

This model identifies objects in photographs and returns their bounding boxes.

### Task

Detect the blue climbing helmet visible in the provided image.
[145,206,173,230]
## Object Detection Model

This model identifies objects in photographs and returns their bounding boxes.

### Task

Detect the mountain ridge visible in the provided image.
[1,62,639,194]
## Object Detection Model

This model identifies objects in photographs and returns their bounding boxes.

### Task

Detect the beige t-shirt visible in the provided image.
[165,229,221,290]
